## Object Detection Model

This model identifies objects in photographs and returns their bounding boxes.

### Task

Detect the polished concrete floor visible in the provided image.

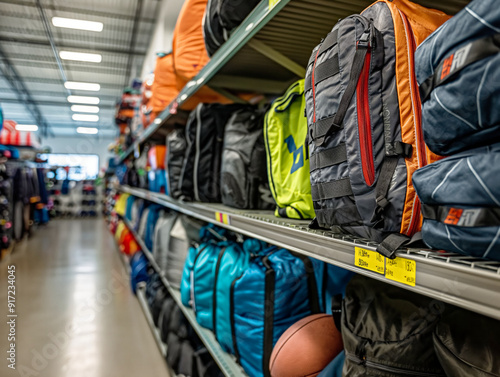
[0,218,171,377]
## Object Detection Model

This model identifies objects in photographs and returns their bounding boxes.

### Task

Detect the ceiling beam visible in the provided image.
[0,0,156,23]
[6,59,129,76]
[124,0,144,87]
[0,45,53,138]
[0,26,146,50]
[0,37,147,56]
[1,76,125,90]
[0,97,115,109]
[36,0,71,97]
[0,89,117,102]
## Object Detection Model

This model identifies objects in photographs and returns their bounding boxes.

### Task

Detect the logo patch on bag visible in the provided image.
[440,43,472,80]
[444,207,481,227]
[444,208,463,225]
[285,135,304,174]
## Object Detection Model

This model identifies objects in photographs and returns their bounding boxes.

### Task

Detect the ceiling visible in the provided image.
[0,0,161,139]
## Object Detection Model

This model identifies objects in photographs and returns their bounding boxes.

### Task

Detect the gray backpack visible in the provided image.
[434,308,500,377]
[152,211,178,271]
[341,275,445,377]
[220,107,274,209]
[159,214,204,289]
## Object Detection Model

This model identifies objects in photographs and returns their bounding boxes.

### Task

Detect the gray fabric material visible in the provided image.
[153,211,178,272]
[309,143,347,171]
[305,2,409,240]
[137,207,150,240]
[342,275,445,376]
[434,308,500,377]
[311,179,353,201]
[415,0,500,155]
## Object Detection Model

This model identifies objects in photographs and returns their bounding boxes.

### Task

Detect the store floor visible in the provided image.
[0,218,170,377]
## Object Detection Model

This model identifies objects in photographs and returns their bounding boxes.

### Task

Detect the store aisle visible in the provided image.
[0,219,170,377]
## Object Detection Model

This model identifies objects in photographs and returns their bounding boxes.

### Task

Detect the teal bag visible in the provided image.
[215,239,266,353]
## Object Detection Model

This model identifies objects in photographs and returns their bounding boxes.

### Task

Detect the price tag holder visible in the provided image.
[269,0,280,10]
[354,247,385,275]
[215,212,231,225]
[385,257,416,287]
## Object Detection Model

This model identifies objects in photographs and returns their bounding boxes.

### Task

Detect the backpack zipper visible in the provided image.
[346,353,445,376]
[399,11,426,236]
[212,246,227,334]
[356,45,375,186]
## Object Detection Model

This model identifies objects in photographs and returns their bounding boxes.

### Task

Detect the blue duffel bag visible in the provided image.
[231,246,321,377]
[191,240,239,330]
[311,259,354,314]
[413,143,500,260]
[214,238,266,354]
[416,0,500,156]
[180,225,230,307]
[317,351,345,377]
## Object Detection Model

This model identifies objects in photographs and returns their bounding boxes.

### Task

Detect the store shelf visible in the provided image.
[117,0,469,163]
[120,216,248,377]
[119,185,500,321]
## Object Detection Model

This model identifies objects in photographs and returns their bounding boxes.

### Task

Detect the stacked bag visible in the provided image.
[413,0,500,261]
[170,102,275,210]
[203,0,261,56]
[180,225,353,377]
[324,274,500,377]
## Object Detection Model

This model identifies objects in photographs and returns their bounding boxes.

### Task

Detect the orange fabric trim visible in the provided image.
[379,0,450,235]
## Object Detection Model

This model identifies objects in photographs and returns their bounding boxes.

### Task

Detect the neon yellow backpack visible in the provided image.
[264,80,315,219]
[114,193,130,217]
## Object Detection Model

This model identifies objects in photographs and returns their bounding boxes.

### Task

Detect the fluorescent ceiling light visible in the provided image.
[60,51,102,63]
[72,114,99,122]
[52,17,103,32]
[67,95,100,105]
[76,127,98,135]
[65,81,100,91]
[15,124,38,132]
[71,105,99,113]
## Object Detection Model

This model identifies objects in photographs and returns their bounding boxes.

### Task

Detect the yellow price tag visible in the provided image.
[354,247,385,274]
[269,0,280,9]
[215,212,231,225]
[385,257,416,286]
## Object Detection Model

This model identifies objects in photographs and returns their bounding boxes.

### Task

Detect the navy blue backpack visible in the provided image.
[125,195,135,222]
[130,251,149,294]
[143,204,163,252]
[413,143,500,261]
[231,246,321,377]
[416,0,500,156]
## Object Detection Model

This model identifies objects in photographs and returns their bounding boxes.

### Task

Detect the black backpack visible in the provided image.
[178,103,247,203]
[341,275,445,376]
[434,308,500,377]
[203,0,261,56]
[220,107,274,209]
[166,126,186,199]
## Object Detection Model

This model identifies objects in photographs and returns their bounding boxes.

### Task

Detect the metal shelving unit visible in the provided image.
[120,216,248,377]
[120,185,500,321]
[118,0,469,163]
